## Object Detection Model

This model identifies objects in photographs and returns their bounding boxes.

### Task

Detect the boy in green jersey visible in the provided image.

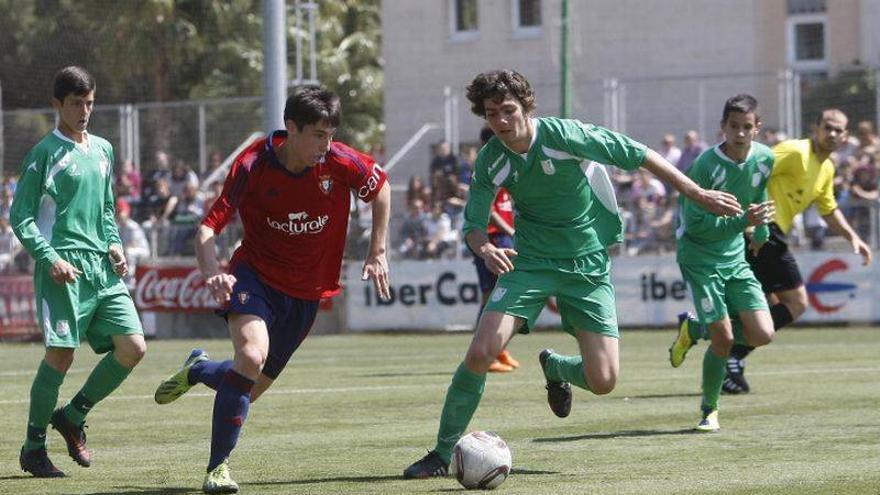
[403,69,743,478]
[668,94,776,431]
[11,67,146,477]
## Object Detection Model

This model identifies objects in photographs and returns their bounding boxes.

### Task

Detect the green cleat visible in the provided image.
[203,459,239,494]
[154,349,209,405]
[696,409,720,432]
[669,312,697,368]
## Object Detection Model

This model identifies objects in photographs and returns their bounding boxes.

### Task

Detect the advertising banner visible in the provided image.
[0,275,39,339]
[344,252,879,331]
[133,265,219,312]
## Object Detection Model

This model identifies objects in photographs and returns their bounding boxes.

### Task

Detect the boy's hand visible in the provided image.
[695,189,743,216]
[49,259,82,284]
[108,244,128,277]
[746,201,775,227]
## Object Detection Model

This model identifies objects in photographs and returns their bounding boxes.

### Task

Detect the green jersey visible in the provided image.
[10,130,121,266]
[463,117,647,259]
[676,143,774,266]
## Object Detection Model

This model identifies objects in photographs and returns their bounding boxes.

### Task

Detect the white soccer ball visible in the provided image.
[451,431,512,490]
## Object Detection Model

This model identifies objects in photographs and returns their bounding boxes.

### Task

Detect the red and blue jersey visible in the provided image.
[202,131,387,300]
[486,188,514,236]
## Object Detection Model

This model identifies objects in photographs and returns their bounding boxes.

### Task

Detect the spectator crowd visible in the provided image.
[2,121,880,274]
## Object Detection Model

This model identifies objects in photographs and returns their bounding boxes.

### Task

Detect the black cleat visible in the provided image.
[721,357,750,394]
[20,446,65,478]
[539,349,572,418]
[403,450,449,479]
[50,408,91,467]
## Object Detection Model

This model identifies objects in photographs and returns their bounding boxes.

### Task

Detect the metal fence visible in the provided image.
[2,96,263,178]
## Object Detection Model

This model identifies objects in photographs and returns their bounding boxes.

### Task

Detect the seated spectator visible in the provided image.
[406,175,432,210]
[659,134,681,168]
[848,160,879,241]
[677,130,705,172]
[430,140,458,178]
[202,180,224,213]
[399,199,429,259]
[116,159,142,204]
[169,182,205,255]
[760,127,785,147]
[141,178,176,255]
[0,187,12,220]
[0,214,24,273]
[115,199,150,286]
[169,159,200,198]
[424,203,457,259]
[459,145,477,185]
[856,120,879,154]
[437,174,467,230]
[144,150,172,199]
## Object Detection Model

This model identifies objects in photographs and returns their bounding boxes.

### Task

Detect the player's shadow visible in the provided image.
[361,371,452,378]
[246,474,403,486]
[534,428,697,443]
[621,392,702,400]
[69,488,196,495]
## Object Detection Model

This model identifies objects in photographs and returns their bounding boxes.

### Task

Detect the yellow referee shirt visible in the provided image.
[768,139,838,234]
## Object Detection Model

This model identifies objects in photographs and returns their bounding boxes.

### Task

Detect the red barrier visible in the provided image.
[0,275,40,340]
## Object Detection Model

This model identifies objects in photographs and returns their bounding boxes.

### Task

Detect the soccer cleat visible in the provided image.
[696,410,720,432]
[488,360,514,373]
[669,312,697,368]
[203,459,239,494]
[50,408,91,467]
[155,348,210,405]
[403,450,449,479]
[497,350,520,369]
[721,357,750,394]
[539,349,572,418]
[19,446,65,478]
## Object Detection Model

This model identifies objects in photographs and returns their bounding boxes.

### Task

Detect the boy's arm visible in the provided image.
[9,150,61,266]
[640,149,742,217]
[463,157,516,275]
[678,161,749,241]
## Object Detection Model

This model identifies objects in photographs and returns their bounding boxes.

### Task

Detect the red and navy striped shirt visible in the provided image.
[202,131,387,300]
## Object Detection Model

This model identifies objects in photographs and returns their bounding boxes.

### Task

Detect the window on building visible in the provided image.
[786,12,827,71]
[451,0,478,37]
[786,0,826,15]
[516,0,541,28]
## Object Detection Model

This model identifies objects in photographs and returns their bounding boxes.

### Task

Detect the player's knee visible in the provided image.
[114,338,147,368]
[711,335,735,356]
[585,369,617,395]
[464,345,496,372]
[236,346,266,371]
[781,291,808,318]
[749,328,774,347]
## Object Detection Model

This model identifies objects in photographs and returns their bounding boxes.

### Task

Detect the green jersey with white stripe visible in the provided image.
[10,130,121,266]
[676,142,774,267]
[463,117,647,259]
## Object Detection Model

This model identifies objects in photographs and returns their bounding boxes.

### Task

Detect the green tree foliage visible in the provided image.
[0,0,382,151]
[800,70,877,135]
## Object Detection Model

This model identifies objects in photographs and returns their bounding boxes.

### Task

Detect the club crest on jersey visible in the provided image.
[490,287,507,303]
[701,297,714,314]
[318,174,333,195]
[238,292,250,305]
[541,159,556,175]
[55,320,70,337]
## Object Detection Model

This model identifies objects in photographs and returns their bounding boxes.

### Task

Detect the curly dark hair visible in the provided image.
[466,69,536,117]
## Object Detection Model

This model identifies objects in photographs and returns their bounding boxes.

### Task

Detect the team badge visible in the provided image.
[490,287,507,303]
[318,174,333,195]
[238,292,250,305]
[541,160,556,175]
[701,297,714,314]
[55,320,70,337]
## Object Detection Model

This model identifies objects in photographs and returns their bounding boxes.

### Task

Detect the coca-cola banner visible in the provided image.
[0,275,40,338]
[134,265,219,312]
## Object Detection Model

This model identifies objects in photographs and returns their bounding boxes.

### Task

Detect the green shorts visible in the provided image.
[484,250,618,338]
[35,250,142,354]
[679,260,768,327]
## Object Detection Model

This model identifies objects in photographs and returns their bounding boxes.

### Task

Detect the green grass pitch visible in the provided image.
[1,327,878,494]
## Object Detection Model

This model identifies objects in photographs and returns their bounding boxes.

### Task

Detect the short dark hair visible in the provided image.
[816,108,847,126]
[283,85,341,130]
[722,94,760,123]
[479,126,495,145]
[53,66,95,101]
[466,69,536,118]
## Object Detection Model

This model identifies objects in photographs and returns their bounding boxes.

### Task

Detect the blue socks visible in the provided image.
[189,359,234,391]
[207,369,254,472]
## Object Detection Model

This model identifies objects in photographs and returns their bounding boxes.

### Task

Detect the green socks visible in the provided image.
[24,361,66,451]
[542,353,590,391]
[63,353,131,426]
[701,347,728,412]
[434,363,486,463]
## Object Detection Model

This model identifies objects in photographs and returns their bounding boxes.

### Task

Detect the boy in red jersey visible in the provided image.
[153,86,391,494]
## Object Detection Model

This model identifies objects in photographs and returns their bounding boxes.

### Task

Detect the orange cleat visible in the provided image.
[488,360,514,373]
[496,350,520,369]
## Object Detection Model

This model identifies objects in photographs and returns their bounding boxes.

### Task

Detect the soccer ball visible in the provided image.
[451,431,512,490]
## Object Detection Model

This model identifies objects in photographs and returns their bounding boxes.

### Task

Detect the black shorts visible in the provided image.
[745,223,804,294]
